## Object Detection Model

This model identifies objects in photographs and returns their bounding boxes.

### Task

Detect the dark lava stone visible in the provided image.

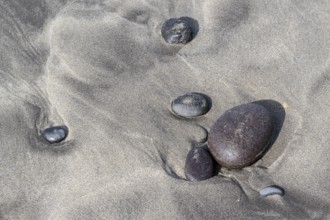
[161,18,193,44]
[185,146,215,181]
[43,126,69,144]
[171,92,211,118]
[208,103,273,169]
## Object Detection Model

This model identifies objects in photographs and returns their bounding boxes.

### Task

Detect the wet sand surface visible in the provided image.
[0,0,330,219]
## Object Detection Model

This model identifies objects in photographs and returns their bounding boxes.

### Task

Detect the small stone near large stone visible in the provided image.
[171,92,211,118]
[259,185,285,197]
[161,18,193,44]
[208,103,273,169]
[43,126,69,144]
[185,146,215,181]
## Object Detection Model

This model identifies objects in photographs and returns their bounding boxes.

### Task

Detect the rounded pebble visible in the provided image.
[43,126,69,144]
[208,103,273,169]
[185,146,215,181]
[259,185,285,197]
[161,18,193,44]
[171,92,211,118]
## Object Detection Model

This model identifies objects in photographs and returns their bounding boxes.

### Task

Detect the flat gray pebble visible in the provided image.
[161,18,193,44]
[185,146,215,181]
[259,185,285,197]
[171,92,211,118]
[43,125,69,144]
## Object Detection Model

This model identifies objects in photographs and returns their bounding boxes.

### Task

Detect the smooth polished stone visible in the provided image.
[43,125,69,144]
[171,92,211,118]
[185,146,215,181]
[208,103,273,169]
[161,18,193,44]
[259,185,285,197]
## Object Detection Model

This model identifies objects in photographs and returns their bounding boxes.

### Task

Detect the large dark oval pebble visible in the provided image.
[43,126,69,144]
[161,18,193,44]
[185,146,215,181]
[208,103,273,169]
[171,92,211,118]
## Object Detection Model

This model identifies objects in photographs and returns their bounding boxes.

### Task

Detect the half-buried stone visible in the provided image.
[43,125,69,144]
[185,146,215,181]
[259,185,285,197]
[161,18,193,44]
[208,103,273,169]
[171,92,211,118]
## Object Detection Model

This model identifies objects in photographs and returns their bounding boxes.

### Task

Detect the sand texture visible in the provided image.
[0,0,330,219]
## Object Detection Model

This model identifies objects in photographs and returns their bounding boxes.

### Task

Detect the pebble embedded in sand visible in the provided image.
[208,103,273,169]
[259,185,285,197]
[43,126,69,144]
[185,146,215,181]
[161,18,193,44]
[171,93,211,118]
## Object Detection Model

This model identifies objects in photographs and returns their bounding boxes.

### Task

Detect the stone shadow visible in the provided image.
[252,100,286,162]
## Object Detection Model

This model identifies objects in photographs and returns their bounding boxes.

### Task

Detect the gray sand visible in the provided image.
[0,0,330,219]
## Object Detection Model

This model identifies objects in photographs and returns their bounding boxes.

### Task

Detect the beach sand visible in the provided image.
[0,0,329,219]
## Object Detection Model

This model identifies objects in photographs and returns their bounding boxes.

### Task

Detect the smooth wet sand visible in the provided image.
[0,0,330,219]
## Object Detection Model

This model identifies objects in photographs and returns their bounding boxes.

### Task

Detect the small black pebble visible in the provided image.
[171,92,211,118]
[161,18,193,44]
[43,126,69,144]
[185,146,215,181]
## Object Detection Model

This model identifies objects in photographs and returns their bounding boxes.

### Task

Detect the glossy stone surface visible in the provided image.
[185,146,215,181]
[208,103,273,169]
[161,18,193,44]
[171,92,211,118]
[259,185,285,197]
[43,126,69,144]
